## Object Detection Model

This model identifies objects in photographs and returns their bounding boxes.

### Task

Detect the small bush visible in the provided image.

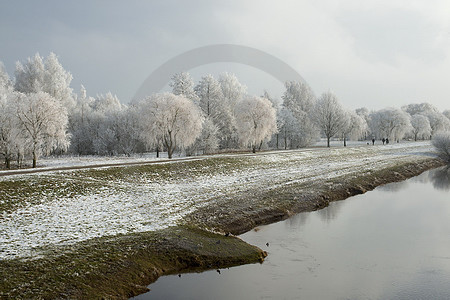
[432,132,450,163]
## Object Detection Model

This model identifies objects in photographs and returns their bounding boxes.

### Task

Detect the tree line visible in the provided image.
[1,53,450,168]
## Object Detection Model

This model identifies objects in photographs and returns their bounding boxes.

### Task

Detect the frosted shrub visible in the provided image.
[432,132,450,163]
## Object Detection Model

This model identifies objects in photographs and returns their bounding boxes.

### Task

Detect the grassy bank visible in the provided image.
[0,142,444,298]
[0,226,266,299]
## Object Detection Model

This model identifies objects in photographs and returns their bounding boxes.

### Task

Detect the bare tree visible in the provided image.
[137,93,203,159]
[313,92,347,147]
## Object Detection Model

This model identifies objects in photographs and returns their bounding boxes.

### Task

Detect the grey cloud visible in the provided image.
[337,8,447,64]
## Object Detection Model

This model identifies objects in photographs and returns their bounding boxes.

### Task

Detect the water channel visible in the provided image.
[134,166,450,299]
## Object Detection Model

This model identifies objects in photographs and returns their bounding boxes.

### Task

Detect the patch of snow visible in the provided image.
[0,141,436,260]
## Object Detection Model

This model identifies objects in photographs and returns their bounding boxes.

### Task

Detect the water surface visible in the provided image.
[135,167,450,299]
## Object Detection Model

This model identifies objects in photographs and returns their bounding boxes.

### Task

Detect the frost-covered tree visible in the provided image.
[281,81,318,148]
[424,110,450,137]
[69,85,96,154]
[14,53,45,94]
[402,103,449,137]
[0,64,19,168]
[43,53,75,110]
[195,74,235,149]
[278,107,298,149]
[218,72,247,110]
[198,117,219,154]
[169,72,198,102]
[432,132,450,163]
[341,110,367,146]
[369,108,411,141]
[313,92,347,147]
[91,92,125,155]
[402,103,439,116]
[137,93,203,159]
[355,107,371,139]
[282,81,315,118]
[235,96,277,153]
[14,91,69,168]
[15,53,75,110]
[195,74,224,117]
[410,114,432,141]
[443,110,450,121]
[113,106,144,156]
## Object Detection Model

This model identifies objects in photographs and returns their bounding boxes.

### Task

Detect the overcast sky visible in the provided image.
[1,0,449,111]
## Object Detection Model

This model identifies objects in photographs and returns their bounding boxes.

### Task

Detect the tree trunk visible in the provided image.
[327,136,331,147]
[5,157,10,169]
[32,151,37,168]
[252,146,256,153]
[156,146,160,158]
[168,147,173,159]
[344,136,347,147]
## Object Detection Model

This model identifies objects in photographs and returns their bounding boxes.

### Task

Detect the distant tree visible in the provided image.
[137,93,203,159]
[235,96,277,153]
[402,103,449,137]
[410,114,432,141]
[218,72,247,110]
[14,53,45,94]
[313,92,347,147]
[424,110,450,137]
[443,110,450,121]
[198,117,219,154]
[369,108,411,141]
[355,107,371,139]
[69,85,96,154]
[432,132,450,163]
[278,107,297,149]
[402,103,439,116]
[113,106,144,156]
[15,52,75,110]
[281,81,318,148]
[217,72,246,148]
[0,64,18,168]
[14,91,69,168]
[170,72,198,102]
[341,110,367,146]
[195,74,235,148]
[282,81,315,118]
[43,53,75,110]
[91,92,126,155]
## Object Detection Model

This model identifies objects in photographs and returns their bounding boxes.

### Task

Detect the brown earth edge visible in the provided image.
[184,158,446,236]
[0,158,445,299]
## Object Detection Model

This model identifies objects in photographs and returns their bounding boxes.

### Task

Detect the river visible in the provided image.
[134,166,450,299]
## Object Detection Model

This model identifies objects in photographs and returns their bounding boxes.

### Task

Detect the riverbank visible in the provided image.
[0,142,445,298]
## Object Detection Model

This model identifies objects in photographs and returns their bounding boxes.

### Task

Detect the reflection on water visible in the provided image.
[430,166,450,191]
[134,167,450,300]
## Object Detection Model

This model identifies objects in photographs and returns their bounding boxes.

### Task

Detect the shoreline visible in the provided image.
[0,148,445,298]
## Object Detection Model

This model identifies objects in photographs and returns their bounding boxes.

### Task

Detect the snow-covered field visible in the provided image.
[0,141,436,260]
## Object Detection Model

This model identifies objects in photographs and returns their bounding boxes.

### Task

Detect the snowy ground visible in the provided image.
[0,141,436,260]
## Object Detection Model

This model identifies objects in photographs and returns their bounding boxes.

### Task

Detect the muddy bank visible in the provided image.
[184,158,445,235]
